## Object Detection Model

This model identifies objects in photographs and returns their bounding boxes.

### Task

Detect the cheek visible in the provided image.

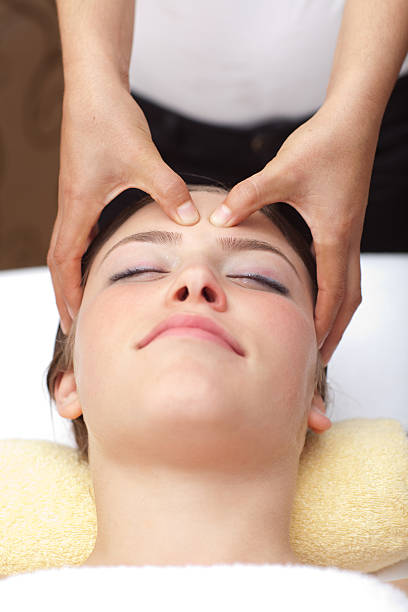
[254,298,316,401]
[73,288,143,393]
[259,297,315,348]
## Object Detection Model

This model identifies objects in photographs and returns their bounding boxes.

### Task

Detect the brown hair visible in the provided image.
[46,182,328,463]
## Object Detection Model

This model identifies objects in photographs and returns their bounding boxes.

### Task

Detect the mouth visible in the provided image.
[149,326,238,353]
[137,313,246,357]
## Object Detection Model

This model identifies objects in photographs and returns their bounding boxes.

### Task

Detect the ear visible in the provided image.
[54,370,83,420]
[308,389,332,434]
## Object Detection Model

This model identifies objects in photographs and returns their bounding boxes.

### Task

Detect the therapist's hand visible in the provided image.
[47,78,199,336]
[208,102,379,365]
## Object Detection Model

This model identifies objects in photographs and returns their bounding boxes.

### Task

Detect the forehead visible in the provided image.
[93,190,311,287]
[101,191,275,245]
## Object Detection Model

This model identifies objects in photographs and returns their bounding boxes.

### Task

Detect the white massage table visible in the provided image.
[0,255,407,587]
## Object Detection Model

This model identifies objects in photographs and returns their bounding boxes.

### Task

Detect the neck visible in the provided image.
[81,445,302,569]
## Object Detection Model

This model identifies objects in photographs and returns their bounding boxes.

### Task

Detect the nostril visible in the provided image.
[176,287,189,300]
[176,286,217,302]
[203,287,216,302]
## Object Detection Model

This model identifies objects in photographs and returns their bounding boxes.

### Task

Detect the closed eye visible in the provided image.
[232,274,289,295]
[109,268,289,296]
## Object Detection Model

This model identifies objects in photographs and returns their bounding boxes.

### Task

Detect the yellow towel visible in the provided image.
[1,418,407,577]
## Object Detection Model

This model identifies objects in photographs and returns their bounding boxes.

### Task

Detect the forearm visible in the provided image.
[55,0,136,90]
[325,0,408,128]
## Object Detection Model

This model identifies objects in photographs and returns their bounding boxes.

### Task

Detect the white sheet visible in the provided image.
[1,564,408,611]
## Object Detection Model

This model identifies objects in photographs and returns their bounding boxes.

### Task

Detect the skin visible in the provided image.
[54,190,331,569]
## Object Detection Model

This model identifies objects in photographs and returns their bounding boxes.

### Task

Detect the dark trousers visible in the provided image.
[131,74,408,252]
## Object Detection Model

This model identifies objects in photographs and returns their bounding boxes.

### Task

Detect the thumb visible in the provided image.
[210,159,295,227]
[137,151,200,225]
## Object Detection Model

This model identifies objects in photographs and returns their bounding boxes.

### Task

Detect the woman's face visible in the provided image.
[71,190,320,466]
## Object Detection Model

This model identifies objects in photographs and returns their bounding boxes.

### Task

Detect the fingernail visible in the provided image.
[176,201,200,224]
[210,204,232,226]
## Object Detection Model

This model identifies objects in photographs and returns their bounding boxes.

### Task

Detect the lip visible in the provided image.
[136,313,246,357]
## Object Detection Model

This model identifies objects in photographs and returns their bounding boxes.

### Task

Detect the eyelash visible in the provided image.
[109,268,289,296]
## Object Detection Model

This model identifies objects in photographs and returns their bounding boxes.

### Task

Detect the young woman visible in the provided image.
[47,182,333,569]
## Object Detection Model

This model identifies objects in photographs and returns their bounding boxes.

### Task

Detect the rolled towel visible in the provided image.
[1,418,408,576]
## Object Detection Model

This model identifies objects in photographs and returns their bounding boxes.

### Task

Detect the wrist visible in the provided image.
[62,66,131,126]
[318,93,383,151]
[62,52,130,94]
[322,76,388,132]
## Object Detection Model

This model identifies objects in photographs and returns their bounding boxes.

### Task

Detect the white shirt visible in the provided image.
[129,0,408,127]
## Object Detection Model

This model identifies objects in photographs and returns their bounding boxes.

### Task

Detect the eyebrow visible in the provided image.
[98,230,300,279]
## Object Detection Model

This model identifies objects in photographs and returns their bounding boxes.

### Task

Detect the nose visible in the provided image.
[166,264,227,310]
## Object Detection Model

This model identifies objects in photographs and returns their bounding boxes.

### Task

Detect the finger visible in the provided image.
[319,244,362,365]
[47,210,73,335]
[47,195,99,329]
[313,237,349,351]
[209,159,294,227]
[48,260,72,336]
[138,153,200,225]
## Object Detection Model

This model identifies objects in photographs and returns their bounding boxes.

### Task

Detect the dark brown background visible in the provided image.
[0,0,62,270]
